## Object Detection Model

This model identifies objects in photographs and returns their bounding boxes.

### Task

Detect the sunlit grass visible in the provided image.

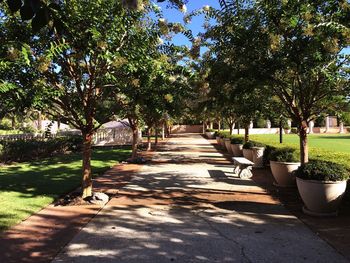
[0,147,131,231]
[249,134,350,169]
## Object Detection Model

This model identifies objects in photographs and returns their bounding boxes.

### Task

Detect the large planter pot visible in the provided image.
[296,177,347,217]
[205,132,215,139]
[224,139,233,154]
[223,138,230,152]
[243,149,253,162]
[216,136,220,144]
[231,144,243,157]
[252,147,265,168]
[270,161,300,187]
[219,138,225,148]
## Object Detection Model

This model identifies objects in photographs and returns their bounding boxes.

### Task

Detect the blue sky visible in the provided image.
[156,0,221,47]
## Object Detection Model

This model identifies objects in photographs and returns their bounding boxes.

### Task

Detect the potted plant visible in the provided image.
[230,137,244,157]
[295,160,349,216]
[252,142,265,168]
[205,129,216,139]
[269,147,300,187]
[242,141,254,162]
[283,123,291,134]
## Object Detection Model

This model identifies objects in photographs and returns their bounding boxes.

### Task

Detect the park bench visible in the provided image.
[232,157,254,179]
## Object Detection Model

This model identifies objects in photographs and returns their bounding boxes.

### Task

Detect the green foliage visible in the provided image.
[230,137,244,144]
[243,141,254,149]
[0,136,82,163]
[217,130,230,138]
[294,161,349,182]
[268,147,299,162]
[205,128,215,132]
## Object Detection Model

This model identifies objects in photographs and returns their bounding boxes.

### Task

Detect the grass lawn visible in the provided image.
[0,129,23,135]
[0,147,131,231]
[249,133,350,168]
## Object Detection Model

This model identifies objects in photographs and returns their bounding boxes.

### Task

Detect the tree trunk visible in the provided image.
[218,120,221,131]
[155,127,158,145]
[82,132,93,198]
[237,122,240,135]
[147,127,151,151]
[131,126,139,159]
[299,122,309,164]
[162,124,165,140]
[11,115,16,129]
[244,125,249,142]
[229,122,234,135]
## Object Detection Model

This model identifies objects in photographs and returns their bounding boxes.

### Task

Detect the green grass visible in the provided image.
[0,147,131,231]
[249,134,350,169]
[0,129,23,135]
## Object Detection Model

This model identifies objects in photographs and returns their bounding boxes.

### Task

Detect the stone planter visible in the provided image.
[231,144,243,157]
[205,132,215,139]
[224,139,233,154]
[296,177,347,216]
[243,149,253,162]
[223,138,231,152]
[219,137,225,148]
[216,136,220,144]
[284,129,291,134]
[270,161,300,187]
[252,147,265,168]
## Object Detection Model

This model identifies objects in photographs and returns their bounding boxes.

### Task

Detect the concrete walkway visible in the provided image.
[53,134,347,263]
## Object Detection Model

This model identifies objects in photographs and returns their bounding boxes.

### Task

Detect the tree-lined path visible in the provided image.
[53,134,346,263]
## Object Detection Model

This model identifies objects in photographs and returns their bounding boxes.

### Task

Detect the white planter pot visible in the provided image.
[205,132,215,139]
[270,161,300,187]
[224,139,232,153]
[231,144,243,157]
[252,147,265,168]
[243,149,253,162]
[296,177,347,217]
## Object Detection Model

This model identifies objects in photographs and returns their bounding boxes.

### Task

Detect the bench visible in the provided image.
[232,157,254,179]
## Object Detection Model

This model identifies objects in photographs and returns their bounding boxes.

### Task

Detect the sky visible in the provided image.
[156,0,221,47]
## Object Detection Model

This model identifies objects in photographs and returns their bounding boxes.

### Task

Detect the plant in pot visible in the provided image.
[251,141,265,168]
[283,123,291,134]
[269,147,300,187]
[295,160,349,217]
[215,131,220,144]
[242,141,254,162]
[230,137,244,157]
[205,128,216,139]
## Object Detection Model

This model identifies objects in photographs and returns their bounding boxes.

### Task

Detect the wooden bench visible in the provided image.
[232,157,254,179]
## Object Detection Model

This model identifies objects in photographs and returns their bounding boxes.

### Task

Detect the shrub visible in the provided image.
[294,160,349,181]
[243,141,254,149]
[0,136,83,163]
[205,128,215,132]
[291,128,298,134]
[214,131,219,137]
[217,131,230,138]
[269,147,299,162]
[231,137,244,144]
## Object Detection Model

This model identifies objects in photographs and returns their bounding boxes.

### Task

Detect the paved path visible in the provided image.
[53,134,347,263]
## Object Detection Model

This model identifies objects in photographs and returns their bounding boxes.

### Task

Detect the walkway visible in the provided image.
[53,134,347,262]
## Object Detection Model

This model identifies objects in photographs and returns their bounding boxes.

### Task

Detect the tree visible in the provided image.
[2,0,188,31]
[0,5,40,124]
[257,0,350,163]
[26,1,157,198]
